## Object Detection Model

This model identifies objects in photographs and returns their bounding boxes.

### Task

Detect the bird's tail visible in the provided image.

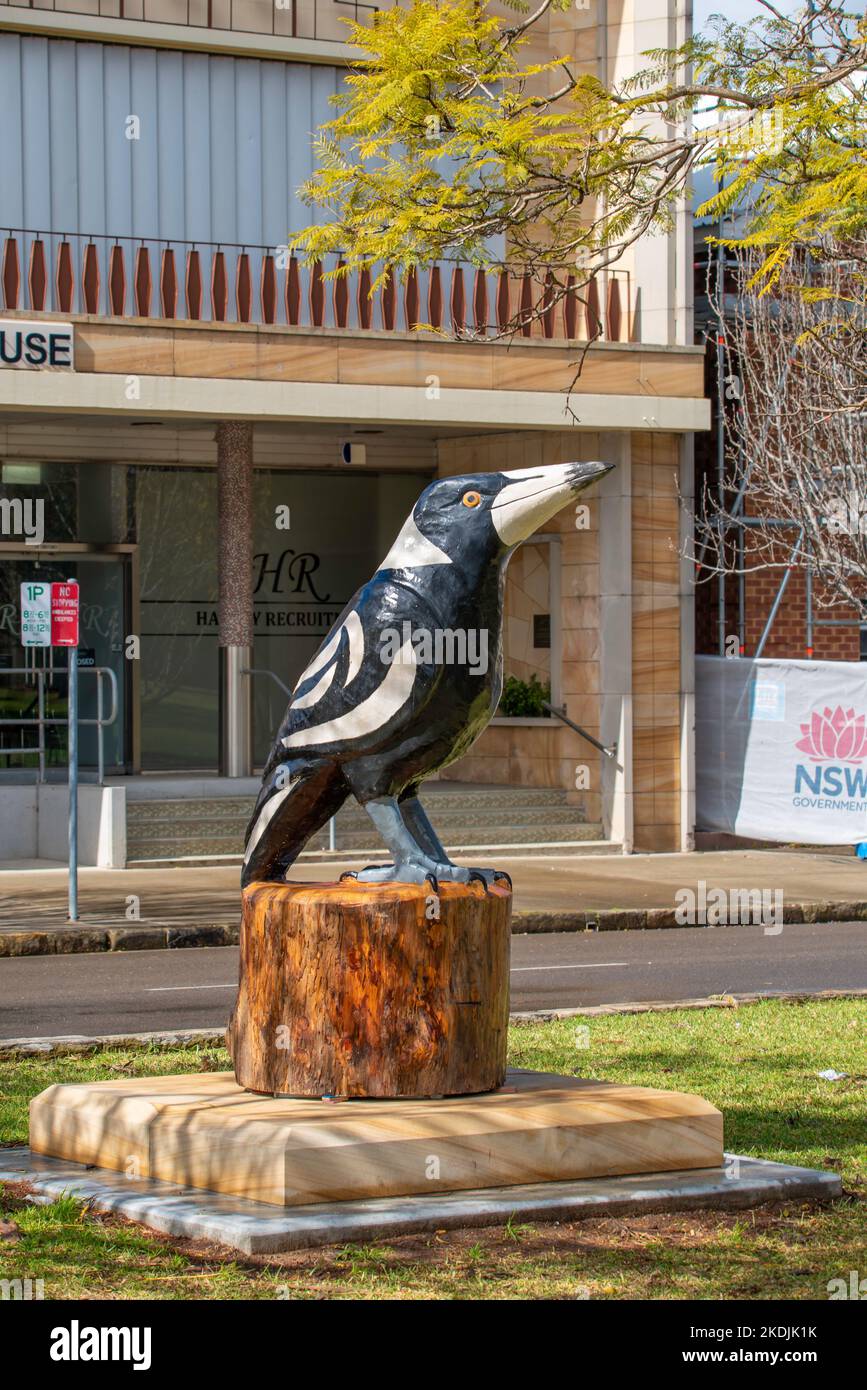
[241,758,349,887]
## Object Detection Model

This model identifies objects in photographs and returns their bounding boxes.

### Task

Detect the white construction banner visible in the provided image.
[696,655,867,844]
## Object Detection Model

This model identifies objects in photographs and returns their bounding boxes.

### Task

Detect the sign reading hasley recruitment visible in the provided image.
[697,656,867,844]
[0,319,74,370]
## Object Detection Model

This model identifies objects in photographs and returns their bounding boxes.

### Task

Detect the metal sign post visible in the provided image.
[67,646,79,921]
[51,581,81,924]
[21,580,80,921]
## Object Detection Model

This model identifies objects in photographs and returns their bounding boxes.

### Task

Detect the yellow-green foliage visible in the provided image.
[292,0,866,298]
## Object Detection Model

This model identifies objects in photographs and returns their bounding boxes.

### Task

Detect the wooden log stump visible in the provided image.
[226,879,511,1098]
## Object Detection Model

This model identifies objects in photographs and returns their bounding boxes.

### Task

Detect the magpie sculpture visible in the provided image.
[242,460,613,889]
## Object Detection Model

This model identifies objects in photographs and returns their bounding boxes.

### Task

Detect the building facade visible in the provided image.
[0,0,708,863]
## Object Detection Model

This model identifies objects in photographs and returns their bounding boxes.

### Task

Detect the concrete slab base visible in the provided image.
[0,1146,841,1255]
[29,1069,725,1206]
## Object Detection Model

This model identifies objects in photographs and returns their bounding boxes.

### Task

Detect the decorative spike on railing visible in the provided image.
[108,244,126,316]
[541,270,555,339]
[286,256,300,326]
[450,265,465,333]
[185,249,202,320]
[3,238,20,310]
[606,276,622,342]
[261,254,277,324]
[381,268,396,331]
[82,242,100,314]
[585,276,601,339]
[309,260,324,327]
[211,250,227,322]
[473,268,488,335]
[160,248,177,318]
[28,239,47,312]
[404,267,419,331]
[236,252,252,323]
[563,274,578,339]
[56,242,74,313]
[496,270,510,332]
[519,272,533,337]
[427,265,442,331]
[333,259,348,329]
[134,246,151,316]
[357,265,372,330]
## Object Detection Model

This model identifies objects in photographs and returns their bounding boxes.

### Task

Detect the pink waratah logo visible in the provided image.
[795,706,867,763]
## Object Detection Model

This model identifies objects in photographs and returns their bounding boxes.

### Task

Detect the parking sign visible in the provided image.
[20,580,80,647]
[20,581,51,647]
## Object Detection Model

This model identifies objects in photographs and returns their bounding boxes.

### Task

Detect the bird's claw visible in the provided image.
[462,867,513,890]
[468,869,490,892]
[424,871,439,894]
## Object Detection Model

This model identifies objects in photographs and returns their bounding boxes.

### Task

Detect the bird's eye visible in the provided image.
[462,491,482,509]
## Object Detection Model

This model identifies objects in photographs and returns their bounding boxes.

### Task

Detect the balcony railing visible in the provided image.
[0,0,379,43]
[0,228,633,342]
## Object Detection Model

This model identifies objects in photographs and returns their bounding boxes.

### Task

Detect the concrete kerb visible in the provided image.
[2,898,867,955]
[2,988,865,1056]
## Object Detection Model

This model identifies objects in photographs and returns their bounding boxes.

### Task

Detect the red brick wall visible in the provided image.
[695,533,861,661]
[742,565,860,661]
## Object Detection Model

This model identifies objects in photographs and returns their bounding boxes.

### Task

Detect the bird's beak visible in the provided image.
[491,461,613,547]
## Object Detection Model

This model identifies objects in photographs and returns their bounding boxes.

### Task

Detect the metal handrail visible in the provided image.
[0,224,632,341]
[241,667,292,699]
[0,665,119,784]
[542,700,617,759]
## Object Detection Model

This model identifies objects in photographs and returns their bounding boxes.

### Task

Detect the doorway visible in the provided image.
[0,545,136,776]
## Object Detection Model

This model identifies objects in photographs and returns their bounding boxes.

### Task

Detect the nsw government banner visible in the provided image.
[696,656,867,844]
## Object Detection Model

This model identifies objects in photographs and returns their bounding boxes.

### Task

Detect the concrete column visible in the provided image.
[216,420,254,777]
[598,432,633,852]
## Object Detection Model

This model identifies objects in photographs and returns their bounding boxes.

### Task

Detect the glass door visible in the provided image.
[0,549,132,776]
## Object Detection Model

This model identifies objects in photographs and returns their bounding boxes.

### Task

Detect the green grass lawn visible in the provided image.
[1,998,864,1300]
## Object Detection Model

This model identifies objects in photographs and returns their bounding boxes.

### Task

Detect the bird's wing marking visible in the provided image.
[292,661,337,710]
[292,623,343,695]
[282,637,418,751]
[243,776,299,863]
[344,609,365,684]
[291,608,364,710]
[376,515,452,572]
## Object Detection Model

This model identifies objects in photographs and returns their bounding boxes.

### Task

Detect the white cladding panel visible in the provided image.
[0,33,340,244]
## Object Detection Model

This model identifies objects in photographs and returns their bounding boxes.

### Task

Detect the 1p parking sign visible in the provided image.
[20,581,52,647]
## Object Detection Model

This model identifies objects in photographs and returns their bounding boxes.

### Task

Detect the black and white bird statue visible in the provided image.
[242,460,613,889]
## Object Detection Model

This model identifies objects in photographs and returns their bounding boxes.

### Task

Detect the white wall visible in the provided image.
[0,784,126,867]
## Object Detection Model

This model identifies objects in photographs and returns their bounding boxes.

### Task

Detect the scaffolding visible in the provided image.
[694,201,866,663]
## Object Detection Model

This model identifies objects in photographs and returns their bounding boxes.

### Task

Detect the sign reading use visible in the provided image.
[0,320,74,371]
[19,580,80,648]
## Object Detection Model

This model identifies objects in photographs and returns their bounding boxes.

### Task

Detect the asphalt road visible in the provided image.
[0,920,864,1038]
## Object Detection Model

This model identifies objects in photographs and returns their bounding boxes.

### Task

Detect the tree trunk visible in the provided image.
[227,879,512,1098]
